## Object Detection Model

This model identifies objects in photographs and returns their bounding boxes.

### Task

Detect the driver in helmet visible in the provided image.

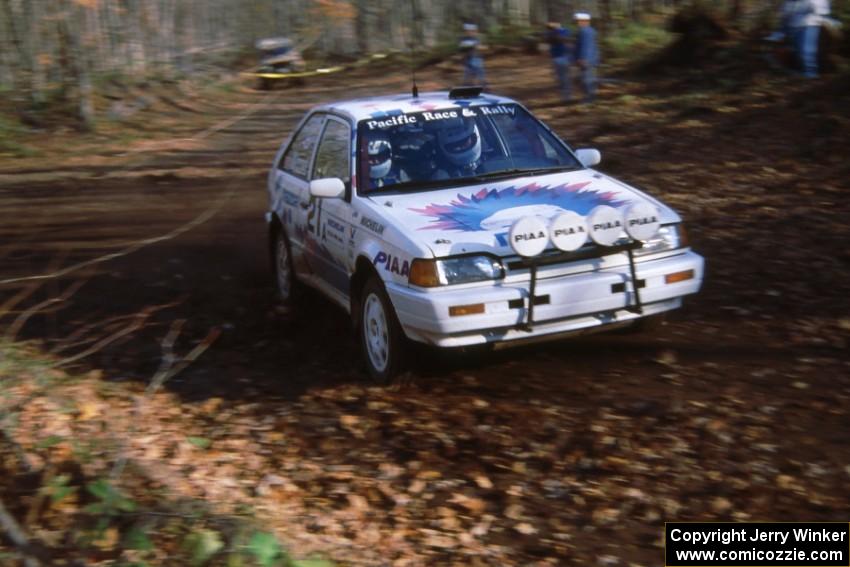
[431,118,482,180]
[366,132,409,189]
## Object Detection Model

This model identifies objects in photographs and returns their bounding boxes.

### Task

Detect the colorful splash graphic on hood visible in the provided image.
[410,181,624,231]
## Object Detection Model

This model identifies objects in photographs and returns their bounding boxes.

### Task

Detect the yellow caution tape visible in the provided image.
[246,51,397,80]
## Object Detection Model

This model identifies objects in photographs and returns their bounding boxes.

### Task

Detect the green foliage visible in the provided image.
[0,116,26,146]
[45,474,77,503]
[485,22,536,47]
[187,436,213,449]
[834,2,850,23]
[248,531,285,566]
[290,560,335,567]
[124,525,155,551]
[35,434,64,449]
[84,478,137,515]
[0,115,37,157]
[605,21,675,62]
[183,529,225,566]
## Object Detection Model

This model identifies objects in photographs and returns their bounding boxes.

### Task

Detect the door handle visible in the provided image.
[299,201,310,209]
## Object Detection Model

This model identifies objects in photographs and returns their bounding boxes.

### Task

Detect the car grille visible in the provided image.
[503,239,639,272]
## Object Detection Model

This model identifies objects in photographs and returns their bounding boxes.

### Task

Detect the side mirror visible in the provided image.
[575,148,601,168]
[309,177,345,199]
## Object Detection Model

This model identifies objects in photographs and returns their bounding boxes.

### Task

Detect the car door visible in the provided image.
[273,113,325,274]
[306,115,353,295]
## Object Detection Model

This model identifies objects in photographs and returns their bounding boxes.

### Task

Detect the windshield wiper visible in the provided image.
[469,165,581,182]
[365,177,462,195]
[364,166,582,195]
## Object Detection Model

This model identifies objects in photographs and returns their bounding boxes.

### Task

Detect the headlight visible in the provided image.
[408,255,504,287]
[634,223,687,256]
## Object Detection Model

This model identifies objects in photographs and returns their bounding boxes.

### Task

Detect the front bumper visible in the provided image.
[386,250,704,347]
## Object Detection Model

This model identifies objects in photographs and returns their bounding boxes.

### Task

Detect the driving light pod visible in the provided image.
[587,205,624,246]
[509,216,549,257]
[549,211,588,252]
[623,202,661,242]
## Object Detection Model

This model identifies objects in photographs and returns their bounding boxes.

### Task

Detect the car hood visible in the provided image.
[368,169,680,258]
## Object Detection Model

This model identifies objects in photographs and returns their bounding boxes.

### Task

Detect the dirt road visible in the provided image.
[1,54,848,565]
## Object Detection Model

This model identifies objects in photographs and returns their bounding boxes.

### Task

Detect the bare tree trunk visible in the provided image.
[355,0,370,53]
[729,0,743,22]
[600,0,612,29]
[0,498,42,567]
[57,4,95,130]
[1,0,31,104]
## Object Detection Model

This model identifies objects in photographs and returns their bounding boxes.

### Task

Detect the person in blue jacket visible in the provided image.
[573,12,599,103]
[546,22,573,103]
[459,23,487,87]
[782,0,831,78]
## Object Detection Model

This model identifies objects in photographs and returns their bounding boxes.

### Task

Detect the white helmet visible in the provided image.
[437,119,481,169]
[367,134,392,180]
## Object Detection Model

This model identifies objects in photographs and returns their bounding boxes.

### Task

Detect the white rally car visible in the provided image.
[266,88,704,380]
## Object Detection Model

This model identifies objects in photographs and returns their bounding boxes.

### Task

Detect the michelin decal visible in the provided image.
[360,216,385,235]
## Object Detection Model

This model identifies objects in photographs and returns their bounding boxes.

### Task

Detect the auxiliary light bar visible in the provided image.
[508,203,662,330]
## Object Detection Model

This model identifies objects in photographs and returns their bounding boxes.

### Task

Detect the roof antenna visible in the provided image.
[408,0,419,97]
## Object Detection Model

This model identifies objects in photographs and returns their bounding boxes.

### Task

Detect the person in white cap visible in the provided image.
[573,12,599,103]
[459,23,487,87]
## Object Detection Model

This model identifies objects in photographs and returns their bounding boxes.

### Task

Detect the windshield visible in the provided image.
[357,103,582,193]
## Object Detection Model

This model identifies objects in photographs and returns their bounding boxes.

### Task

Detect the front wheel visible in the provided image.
[359,277,405,382]
[273,230,296,308]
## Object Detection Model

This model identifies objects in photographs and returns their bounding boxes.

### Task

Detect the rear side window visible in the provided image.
[280,114,324,178]
[312,119,351,183]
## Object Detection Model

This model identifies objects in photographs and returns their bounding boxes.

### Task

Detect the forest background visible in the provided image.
[3,0,849,133]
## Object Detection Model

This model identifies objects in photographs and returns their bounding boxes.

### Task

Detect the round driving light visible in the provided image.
[587,205,624,246]
[624,202,661,241]
[509,216,549,257]
[549,211,588,252]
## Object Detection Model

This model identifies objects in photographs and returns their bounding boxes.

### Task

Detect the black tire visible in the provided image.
[359,276,406,382]
[272,229,297,308]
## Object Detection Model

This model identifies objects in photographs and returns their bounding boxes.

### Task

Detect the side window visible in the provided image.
[491,113,542,158]
[280,114,325,178]
[312,119,351,183]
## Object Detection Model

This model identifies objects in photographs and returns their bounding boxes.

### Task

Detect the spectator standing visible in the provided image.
[782,0,831,77]
[573,12,599,103]
[460,23,487,87]
[546,22,573,103]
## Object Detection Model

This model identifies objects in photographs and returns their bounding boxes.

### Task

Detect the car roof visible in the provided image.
[314,91,519,122]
